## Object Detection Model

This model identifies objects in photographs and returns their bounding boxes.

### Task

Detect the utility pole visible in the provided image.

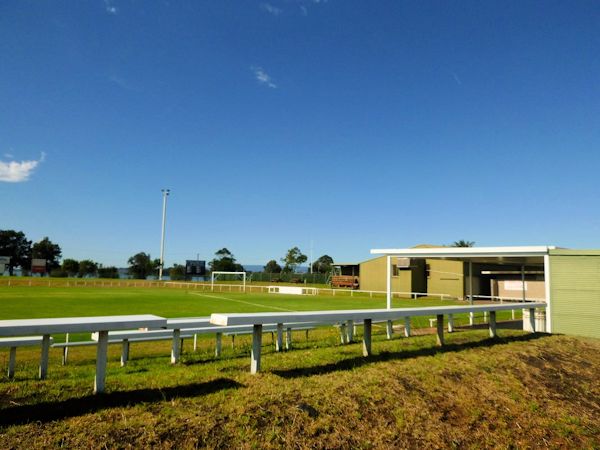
[159,189,170,281]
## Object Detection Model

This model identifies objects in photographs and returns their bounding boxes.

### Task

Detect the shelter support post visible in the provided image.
[94,330,109,394]
[436,315,444,346]
[39,334,50,380]
[362,319,372,356]
[251,324,262,374]
[386,256,392,309]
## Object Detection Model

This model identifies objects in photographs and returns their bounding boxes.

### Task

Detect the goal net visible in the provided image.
[211,271,246,292]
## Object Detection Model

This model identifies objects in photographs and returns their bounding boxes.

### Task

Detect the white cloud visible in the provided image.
[251,66,277,89]
[0,153,45,183]
[104,0,118,15]
[260,3,282,15]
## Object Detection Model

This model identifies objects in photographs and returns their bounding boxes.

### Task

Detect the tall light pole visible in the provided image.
[159,189,170,281]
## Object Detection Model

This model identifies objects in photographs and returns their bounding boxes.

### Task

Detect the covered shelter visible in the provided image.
[371,246,554,331]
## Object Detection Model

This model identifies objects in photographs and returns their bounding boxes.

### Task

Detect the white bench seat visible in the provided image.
[0,336,54,379]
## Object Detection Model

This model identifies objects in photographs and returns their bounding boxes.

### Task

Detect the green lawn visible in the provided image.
[0,285,520,341]
[0,284,597,448]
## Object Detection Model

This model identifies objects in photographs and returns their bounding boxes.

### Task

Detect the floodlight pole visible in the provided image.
[159,189,170,281]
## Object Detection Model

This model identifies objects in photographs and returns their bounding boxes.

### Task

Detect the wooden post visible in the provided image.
[386,320,393,339]
[529,308,536,333]
[447,314,454,333]
[8,346,16,379]
[171,329,181,364]
[94,330,109,394]
[404,317,411,337]
[346,320,354,343]
[193,334,198,351]
[285,328,292,350]
[231,334,235,349]
[39,334,51,380]
[362,319,372,356]
[121,340,130,367]
[251,324,263,374]
[276,323,283,352]
[489,311,497,338]
[215,332,222,357]
[436,315,444,346]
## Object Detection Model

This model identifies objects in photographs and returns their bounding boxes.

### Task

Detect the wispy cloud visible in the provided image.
[251,66,277,89]
[0,153,45,183]
[451,72,462,85]
[104,0,118,15]
[260,2,282,15]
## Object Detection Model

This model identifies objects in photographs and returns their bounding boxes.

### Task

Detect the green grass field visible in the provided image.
[1,283,597,448]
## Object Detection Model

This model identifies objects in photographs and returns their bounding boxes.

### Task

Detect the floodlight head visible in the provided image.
[161,188,170,196]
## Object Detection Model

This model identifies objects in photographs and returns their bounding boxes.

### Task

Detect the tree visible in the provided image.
[209,248,244,272]
[264,259,282,273]
[451,240,475,248]
[78,259,98,278]
[0,230,32,275]
[311,254,334,274]
[62,259,79,277]
[168,264,186,281]
[32,237,62,272]
[128,252,159,279]
[281,247,307,273]
[98,266,119,279]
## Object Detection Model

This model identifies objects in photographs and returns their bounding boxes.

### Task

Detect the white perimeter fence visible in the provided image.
[0,278,544,304]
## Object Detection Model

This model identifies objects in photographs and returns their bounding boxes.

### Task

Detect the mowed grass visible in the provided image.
[2,284,592,448]
[0,326,599,448]
[0,285,518,342]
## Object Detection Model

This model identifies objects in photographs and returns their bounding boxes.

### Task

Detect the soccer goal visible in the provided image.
[211,271,246,292]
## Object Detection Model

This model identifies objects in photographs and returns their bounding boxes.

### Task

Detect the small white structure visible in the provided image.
[211,271,246,292]
[268,286,317,296]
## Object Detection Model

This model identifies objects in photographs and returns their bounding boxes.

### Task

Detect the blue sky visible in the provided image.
[1,0,599,268]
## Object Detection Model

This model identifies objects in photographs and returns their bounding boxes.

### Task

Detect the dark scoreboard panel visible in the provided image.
[185,260,206,276]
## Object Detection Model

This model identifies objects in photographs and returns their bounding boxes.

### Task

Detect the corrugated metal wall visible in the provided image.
[550,250,600,338]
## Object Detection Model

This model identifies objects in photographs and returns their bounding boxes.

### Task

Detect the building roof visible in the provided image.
[370,246,557,266]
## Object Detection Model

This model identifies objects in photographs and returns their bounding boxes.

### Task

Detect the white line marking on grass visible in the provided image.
[190,292,295,312]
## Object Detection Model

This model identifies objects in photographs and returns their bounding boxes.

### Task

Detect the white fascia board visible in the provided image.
[370,246,556,258]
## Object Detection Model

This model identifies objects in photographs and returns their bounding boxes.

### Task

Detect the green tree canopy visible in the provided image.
[32,237,62,270]
[451,240,475,247]
[78,259,99,278]
[281,247,307,273]
[263,259,282,273]
[62,258,80,277]
[98,266,119,279]
[0,230,32,275]
[209,248,244,273]
[128,252,159,279]
[311,254,334,274]
[168,264,186,281]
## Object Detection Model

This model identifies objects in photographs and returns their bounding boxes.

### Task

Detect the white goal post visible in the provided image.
[211,271,246,292]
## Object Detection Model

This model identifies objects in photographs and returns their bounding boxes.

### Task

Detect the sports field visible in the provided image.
[3,283,596,448]
[0,283,518,341]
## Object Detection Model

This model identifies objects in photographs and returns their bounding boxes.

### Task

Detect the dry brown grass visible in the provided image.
[0,329,599,449]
